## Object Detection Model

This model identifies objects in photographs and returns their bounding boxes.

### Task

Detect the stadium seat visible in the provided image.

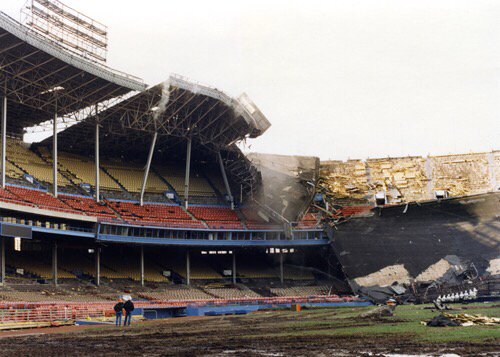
[59,194,118,218]
[189,206,244,229]
[6,186,78,213]
[106,201,204,228]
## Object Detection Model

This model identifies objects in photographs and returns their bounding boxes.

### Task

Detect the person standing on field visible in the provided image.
[113,298,124,327]
[123,298,135,326]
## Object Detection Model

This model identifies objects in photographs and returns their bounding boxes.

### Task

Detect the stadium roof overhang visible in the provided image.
[45,74,271,151]
[39,74,270,195]
[0,12,146,135]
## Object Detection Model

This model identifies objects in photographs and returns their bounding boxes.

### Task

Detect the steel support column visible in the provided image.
[95,247,100,286]
[52,112,58,197]
[0,237,5,284]
[52,242,58,286]
[232,250,236,284]
[217,151,234,209]
[279,251,284,283]
[186,250,190,285]
[1,95,6,188]
[95,119,100,202]
[140,132,158,206]
[140,246,144,287]
[184,138,192,209]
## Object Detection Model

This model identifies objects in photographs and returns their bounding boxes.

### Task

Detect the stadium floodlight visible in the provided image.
[40,86,65,94]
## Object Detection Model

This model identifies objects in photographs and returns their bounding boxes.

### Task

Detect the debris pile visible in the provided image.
[359,305,396,318]
[426,313,500,327]
[319,151,499,205]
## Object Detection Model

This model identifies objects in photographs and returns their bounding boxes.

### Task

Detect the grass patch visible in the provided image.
[263,303,500,343]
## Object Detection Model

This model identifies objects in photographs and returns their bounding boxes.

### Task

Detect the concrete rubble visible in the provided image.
[320,151,499,205]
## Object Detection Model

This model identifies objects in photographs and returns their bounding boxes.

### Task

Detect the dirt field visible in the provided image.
[0,304,498,356]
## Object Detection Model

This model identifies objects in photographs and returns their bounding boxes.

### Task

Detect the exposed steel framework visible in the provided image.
[21,0,108,63]
[0,7,270,203]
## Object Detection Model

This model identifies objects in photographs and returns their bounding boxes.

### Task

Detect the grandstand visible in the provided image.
[0,5,337,307]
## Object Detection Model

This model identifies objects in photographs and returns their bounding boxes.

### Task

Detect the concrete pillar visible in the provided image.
[279,251,284,284]
[186,250,190,285]
[95,247,100,286]
[140,246,144,287]
[184,138,192,209]
[232,250,236,284]
[52,242,58,286]
[95,120,100,202]
[140,132,158,206]
[1,96,6,188]
[52,112,58,197]
[217,151,234,209]
[0,237,5,284]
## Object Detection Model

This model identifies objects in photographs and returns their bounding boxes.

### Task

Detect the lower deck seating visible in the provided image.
[98,252,168,282]
[59,195,118,219]
[189,206,244,229]
[241,208,282,230]
[0,187,29,205]
[270,285,332,297]
[108,201,204,228]
[296,212,320,229]
[6,186,77,213]
[283,266,315,280]
[237,261,279,279]
[7,251,75,279]
[205,287,261,299]
[139,287,213,301]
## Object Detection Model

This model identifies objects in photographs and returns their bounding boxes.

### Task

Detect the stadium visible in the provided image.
[0,2,349,310]
[0,1,498,355]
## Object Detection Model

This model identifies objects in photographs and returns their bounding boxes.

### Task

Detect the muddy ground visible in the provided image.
[0,306,498,356]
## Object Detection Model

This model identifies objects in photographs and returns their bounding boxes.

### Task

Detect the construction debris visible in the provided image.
[359,305,396,318]
[425,313,500,327]
[320,151,499,205]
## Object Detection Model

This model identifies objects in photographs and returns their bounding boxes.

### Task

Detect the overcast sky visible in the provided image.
[3,0,500,160]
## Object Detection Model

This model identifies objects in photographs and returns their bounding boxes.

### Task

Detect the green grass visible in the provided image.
[266,303,500,343]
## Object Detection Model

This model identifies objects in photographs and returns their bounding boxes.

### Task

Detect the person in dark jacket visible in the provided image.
[123,299,135,326]
[113,299,124,327]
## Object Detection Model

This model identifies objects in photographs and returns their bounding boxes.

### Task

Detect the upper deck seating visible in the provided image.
[57,152,121,191]
[189,206,244,229]
[104,161,168,193]
[155,165,218,198]
[7,139,70,187]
